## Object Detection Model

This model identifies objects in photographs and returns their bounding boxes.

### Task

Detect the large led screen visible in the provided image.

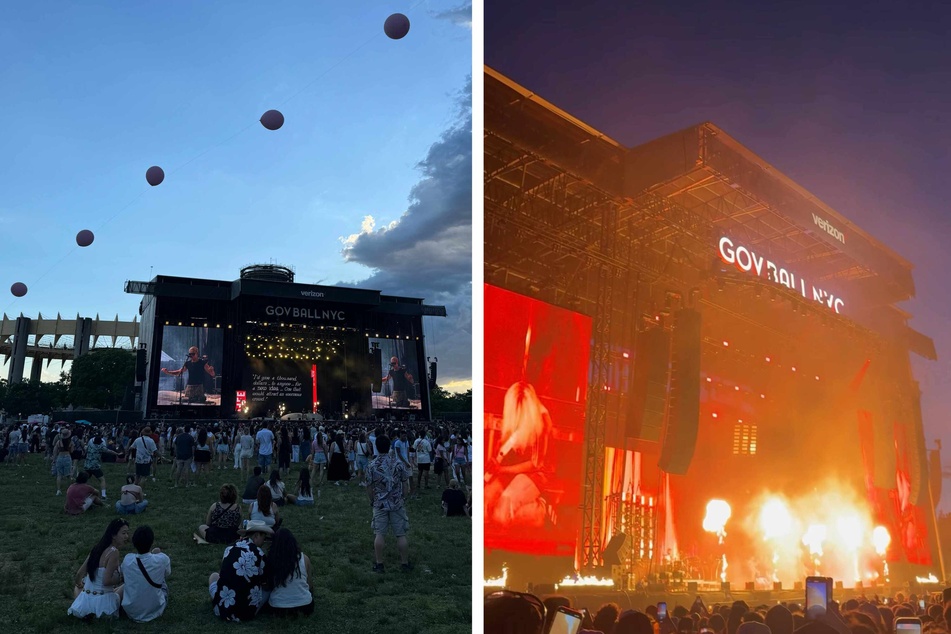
[484,284,591,556]
[157,326,224,407]
[369,338,422,410]
[241,358,317,417]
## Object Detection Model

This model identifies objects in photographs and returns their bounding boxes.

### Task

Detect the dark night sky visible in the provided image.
[486,0,951,509]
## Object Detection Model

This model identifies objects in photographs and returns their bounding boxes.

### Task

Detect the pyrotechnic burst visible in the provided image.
[703,499,732,543]
[801,524,827,575]
[872,526,891,582]
[836,515,864,582]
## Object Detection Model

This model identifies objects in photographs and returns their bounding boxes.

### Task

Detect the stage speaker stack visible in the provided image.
[773,581,782,591]
[745,582,755,591]
[601,532,628,569]
[688,581,698,593]
[627,327,671,443]
[369,348,383,393]
[658,309,702,475]
[135,348,147,382]
[794,581,803,591]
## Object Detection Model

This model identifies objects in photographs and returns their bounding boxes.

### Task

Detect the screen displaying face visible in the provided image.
[157,326,223,406]
[369,338,422,410]
[484,284,591,556]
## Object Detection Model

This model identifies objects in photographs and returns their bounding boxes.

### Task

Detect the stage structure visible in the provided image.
[125,264,446,421]
[0,313,139,383]
[484,66,941,590]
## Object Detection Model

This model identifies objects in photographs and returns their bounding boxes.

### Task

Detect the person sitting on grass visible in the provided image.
[196,483,243,544]
[266,528,314,616]
[242,466,266,504]
[116,474,148,515]
[68,518,130,619]
[250,484,280,529]
[209,520,271,622]
[119,525,171,623]
[295,468,314,506]
[267,469,297,506]
[66,471,104,515]
[441,479,469,517]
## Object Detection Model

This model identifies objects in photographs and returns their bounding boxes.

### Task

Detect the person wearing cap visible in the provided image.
[209,520,271,622]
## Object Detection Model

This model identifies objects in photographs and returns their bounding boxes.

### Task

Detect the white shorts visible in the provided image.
[83,496,95,511]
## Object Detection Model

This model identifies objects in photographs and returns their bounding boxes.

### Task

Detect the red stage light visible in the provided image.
[712,413,718,418]
[622,352,630,359]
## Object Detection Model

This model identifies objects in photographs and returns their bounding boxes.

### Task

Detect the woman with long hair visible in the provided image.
[295,468,314,506]
[451,436,468,486]
[484,380,554,528]
[215,424,230,470]
[308,428,327,486]
[433,435,451,488]
[250,484,280,529]
[298,426,311,466]
[354,431,371,483]
[267,469,297,506]
[326,431,350,485]
[68,518,130,618]
[265,528,314,616]
[70,428,86,478]
[194,427,212,485]
[197,483,242,544]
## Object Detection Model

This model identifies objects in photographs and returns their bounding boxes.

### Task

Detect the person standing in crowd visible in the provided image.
[414,431,433,491]
[216,424,230,470]
[85,429,116,500]
[355,431,372,485]
[68,518,129,619]
[172,426,195,488]
[365,434,412,572]
[309,427,327,486]
[290,426,301,464]
[208,520,270,622]
[116,474,148,515]
[451,436,468,486]
[194,427,213,485]
[119,525,171,623]
[53,427,75,496]
[299,426,311,466]
[327,430,351,485]
[278,426,292,475]
[231,424,243,470]
[70,428,86,477]
[131,427,158,488]
[393,430,415,497]
[265,528,314,616]
[239,426,254,476]
[256,422,275,471]
[433,434,451,488]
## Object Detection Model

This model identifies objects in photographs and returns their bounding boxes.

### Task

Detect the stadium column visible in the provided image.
[30,356,43,382]
[7,316,31,384]
[73,316,92,358]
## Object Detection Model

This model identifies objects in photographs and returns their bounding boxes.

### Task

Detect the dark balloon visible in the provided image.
[76,230,94,247]
[146,166,165,186]
[260,109,285,131]
[10,282,27,297]
[384,13,410,39]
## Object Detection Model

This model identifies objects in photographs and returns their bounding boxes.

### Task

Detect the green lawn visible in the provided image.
[0,454,472,633]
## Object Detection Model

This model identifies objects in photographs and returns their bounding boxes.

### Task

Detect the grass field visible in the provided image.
[0,454,472,633]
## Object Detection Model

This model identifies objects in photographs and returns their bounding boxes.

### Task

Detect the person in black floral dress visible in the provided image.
[208,520,271,622]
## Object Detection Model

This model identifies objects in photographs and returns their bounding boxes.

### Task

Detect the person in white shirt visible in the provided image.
[119,525,171,623]
[255,423,275,471]
[414,434,433,490]
[265,528,313,616]
[131,428,158,488]
[240,428,255,476]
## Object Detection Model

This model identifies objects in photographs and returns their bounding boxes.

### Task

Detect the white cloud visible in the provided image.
[432,3,472,30]
[339,78,472,386]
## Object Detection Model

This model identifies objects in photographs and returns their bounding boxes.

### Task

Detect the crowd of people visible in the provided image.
[0,416,471,623]
[484,590,951,634]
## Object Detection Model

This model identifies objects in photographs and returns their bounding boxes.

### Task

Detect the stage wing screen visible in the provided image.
[484,284,591,556]
[157,326,224,407]
[369,338,422,410]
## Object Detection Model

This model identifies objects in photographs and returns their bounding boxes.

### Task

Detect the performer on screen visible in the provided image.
[484,326,556,529]
[162,346,216,404]
[381,356,415,408]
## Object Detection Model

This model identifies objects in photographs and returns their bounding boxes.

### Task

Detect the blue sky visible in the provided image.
[0,1,472,391]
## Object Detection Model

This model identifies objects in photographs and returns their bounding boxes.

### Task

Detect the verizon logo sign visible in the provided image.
[812,214,845,244]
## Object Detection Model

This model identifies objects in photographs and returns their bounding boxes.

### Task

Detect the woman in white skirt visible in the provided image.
[68,518,130,619]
